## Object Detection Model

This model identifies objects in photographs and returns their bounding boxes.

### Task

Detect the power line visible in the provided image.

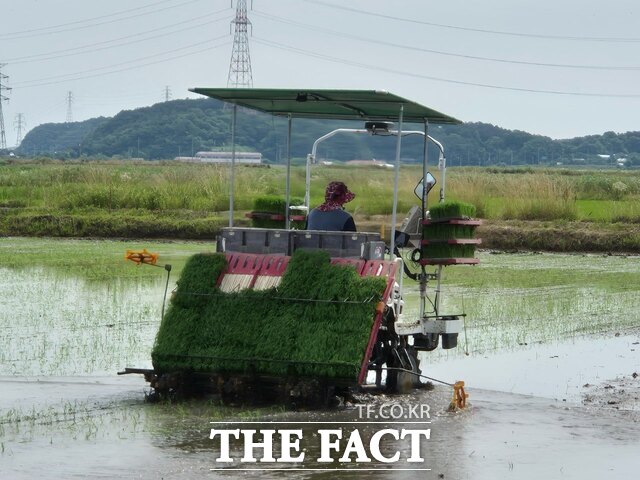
[12,37,232,90]
[252,10,640,71]
[12,34,230,88]
[0,0,209,40]
[73,91,165,102]
[24,99,69,118]
[303,0,640,43]
[0,64,11,150]
[253,37,640,98]
[4,9,232,65]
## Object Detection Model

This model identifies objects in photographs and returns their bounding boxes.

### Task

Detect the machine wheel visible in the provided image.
[386,345,421,394]
[396,346,421,392]
[395,369,413,394]
[407,346,422,388]
[374,305,422,394]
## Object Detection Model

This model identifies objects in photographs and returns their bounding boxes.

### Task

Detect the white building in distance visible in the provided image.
[175,151,262,164]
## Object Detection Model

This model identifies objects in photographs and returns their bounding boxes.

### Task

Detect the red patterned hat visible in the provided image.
[325,181,355,204]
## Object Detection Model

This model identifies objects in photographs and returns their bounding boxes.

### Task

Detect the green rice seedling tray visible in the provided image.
[422,223,478,240]
[421,213,482,263]
[421,237,479,261]
[151,250,389,382]
[421,243,477,259]
[249,196,305,229]
[428,200,476,220]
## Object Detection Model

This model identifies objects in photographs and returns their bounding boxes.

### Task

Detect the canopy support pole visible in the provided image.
[439,148,447,203]
[229,104,237,227]
[419,119,429,320]
[389,104,404,259]
[305,154,311,212]
[285,114,292,230]
[422,119,430,220]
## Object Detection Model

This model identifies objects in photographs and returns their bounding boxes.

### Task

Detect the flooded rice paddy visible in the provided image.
[1,237,639,479]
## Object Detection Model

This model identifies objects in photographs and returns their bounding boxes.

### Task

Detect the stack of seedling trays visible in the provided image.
[421,201,481,266]
[246,196,306,229]
[151,250,388,382]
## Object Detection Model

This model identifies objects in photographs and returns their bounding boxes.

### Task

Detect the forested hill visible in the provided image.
[15,98,640,167]
[18,117,109,157]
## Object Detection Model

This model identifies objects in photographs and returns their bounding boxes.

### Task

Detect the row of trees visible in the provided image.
[15,98,640,167]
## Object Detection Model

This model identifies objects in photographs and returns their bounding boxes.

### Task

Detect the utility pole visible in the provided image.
[163,85,171,102]
[14,113,25,147]
[66,91,73,123]
[0,64,11,150]
[227,0,253,88]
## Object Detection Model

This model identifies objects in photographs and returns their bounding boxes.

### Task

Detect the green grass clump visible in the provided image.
[429,201,477,220]
[0,209,228,238]
[151,250,387,380]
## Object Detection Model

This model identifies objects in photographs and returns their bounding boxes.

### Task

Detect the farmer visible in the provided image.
[306,181,357,231]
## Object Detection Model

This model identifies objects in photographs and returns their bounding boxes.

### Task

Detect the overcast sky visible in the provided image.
[1,0,638,147]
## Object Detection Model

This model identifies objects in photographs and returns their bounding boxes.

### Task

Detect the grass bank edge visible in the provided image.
[1,210,638,253]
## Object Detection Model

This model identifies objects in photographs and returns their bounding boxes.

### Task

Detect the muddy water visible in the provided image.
[1,238,639,479]
[3,377,640,479]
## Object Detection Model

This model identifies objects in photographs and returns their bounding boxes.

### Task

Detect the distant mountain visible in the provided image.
[15,98,640,166]
[432,123,640,167]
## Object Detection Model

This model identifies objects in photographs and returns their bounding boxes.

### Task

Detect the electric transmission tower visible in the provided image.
[14,113,26,147]
[66,91,73,123]
[163,85,172,102]
[0,64,11,150]
[227,0,253,88]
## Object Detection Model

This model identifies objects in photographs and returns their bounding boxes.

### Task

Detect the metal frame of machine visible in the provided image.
[190,88,472,391]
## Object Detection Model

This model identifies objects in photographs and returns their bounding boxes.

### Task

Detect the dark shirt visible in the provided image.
[306,208,357,232]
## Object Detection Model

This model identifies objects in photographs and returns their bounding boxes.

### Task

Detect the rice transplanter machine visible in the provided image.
[121,89,480,406]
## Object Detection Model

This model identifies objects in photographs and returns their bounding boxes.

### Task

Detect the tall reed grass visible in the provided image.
[446,170,578,220]
[1,162,639,224]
